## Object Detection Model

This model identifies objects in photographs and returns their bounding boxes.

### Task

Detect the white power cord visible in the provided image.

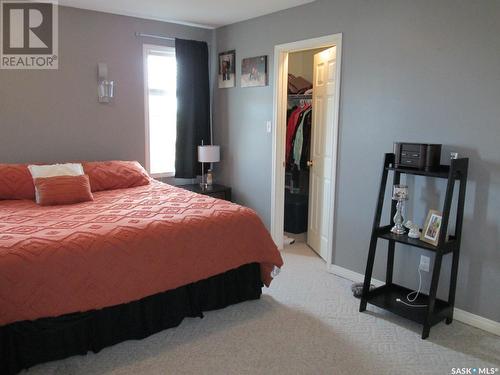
[395,267,428,308]
[407,267,423,302]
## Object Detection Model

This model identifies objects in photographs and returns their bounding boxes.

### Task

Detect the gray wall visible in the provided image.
[214,0,500,322]
[0,6,212,166]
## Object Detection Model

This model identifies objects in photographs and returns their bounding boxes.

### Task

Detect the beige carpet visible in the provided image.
[28,240,500,375]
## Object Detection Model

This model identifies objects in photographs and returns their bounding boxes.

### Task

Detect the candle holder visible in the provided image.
[391,185,408,235]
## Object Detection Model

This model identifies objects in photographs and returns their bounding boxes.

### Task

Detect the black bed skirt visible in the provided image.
[0,263,262,375]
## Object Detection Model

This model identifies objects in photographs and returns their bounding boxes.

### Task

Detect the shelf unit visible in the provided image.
[359,153,469,339]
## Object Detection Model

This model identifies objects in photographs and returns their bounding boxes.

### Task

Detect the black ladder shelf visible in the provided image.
[359,153,469,339]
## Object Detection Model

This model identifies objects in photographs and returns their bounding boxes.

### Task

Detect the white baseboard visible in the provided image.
[452,308,500,336]
[328,264,385,287]
[327,264,500,337]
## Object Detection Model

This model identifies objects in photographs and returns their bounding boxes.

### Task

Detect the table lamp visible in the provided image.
[198,145,220,190]
[391,184,408,235]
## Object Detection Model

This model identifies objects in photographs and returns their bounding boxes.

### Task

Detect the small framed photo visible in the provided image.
[421,210,443,246]
[218,50,236,88]
[241,55,268,87]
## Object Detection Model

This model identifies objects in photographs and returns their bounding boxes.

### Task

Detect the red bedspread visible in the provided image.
[0,181,283,326]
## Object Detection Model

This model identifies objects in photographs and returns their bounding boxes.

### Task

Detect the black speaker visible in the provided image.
[394,143,442,171]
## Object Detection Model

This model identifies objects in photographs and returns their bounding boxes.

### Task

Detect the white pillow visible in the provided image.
[28,163,84,179]
[28,163,85,204]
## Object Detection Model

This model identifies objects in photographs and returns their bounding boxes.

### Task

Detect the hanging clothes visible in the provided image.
[293,108,312,169]
[285,103,311,165]
[300,111,312,170]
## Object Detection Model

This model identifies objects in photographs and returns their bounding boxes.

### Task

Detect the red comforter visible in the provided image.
[0,181,283,326]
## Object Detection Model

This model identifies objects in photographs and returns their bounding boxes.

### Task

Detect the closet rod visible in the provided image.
[288,94,312,99]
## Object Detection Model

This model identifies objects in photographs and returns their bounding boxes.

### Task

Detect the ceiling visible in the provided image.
[58,0,316,29]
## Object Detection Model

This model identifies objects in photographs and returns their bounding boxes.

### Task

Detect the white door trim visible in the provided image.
[271,33,343,267]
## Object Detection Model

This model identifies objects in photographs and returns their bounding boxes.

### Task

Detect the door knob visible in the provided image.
[307,160,313,167]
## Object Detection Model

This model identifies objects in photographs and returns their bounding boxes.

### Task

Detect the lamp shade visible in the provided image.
[198,145,220,163]
[392,184,409,201]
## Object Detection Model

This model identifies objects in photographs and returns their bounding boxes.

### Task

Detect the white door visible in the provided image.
[307,46,337,261]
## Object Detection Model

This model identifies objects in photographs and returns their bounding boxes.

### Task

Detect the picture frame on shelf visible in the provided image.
[241,55,268,87]
[218,50,236,88]
[421,209,443,246]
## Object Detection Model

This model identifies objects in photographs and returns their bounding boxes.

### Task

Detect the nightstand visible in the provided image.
[178,184,232,201]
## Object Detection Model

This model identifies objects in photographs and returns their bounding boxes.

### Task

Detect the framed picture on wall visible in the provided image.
[218,50,236,88]
[241,55,268,88]
[421,209,443,246]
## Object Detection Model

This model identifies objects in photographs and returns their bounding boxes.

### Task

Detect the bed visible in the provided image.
[0,175,283,374]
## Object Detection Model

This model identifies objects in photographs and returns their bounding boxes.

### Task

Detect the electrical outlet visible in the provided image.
[419,255,430,272]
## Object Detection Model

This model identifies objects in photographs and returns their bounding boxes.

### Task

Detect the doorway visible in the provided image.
[271,34,342,266]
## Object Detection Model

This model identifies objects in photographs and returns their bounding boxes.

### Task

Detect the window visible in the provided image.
[144,45,177,177]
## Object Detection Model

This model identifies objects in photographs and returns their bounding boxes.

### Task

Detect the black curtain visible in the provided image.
[174,38,211,178]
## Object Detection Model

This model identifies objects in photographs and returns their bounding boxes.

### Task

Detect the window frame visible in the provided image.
[143,44,177,178]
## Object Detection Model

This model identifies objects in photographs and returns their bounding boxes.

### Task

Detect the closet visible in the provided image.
[284,47,330,254]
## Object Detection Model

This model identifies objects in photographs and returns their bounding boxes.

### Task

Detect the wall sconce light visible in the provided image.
[97,63,115,103]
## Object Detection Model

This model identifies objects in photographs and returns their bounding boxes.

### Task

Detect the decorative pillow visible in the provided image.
[0,164,36,200]
[34,175,94,206]
[82,161,150,192]
[28,163,84,179]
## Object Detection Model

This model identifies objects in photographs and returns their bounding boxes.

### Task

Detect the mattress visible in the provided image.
[0,180,283,326]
